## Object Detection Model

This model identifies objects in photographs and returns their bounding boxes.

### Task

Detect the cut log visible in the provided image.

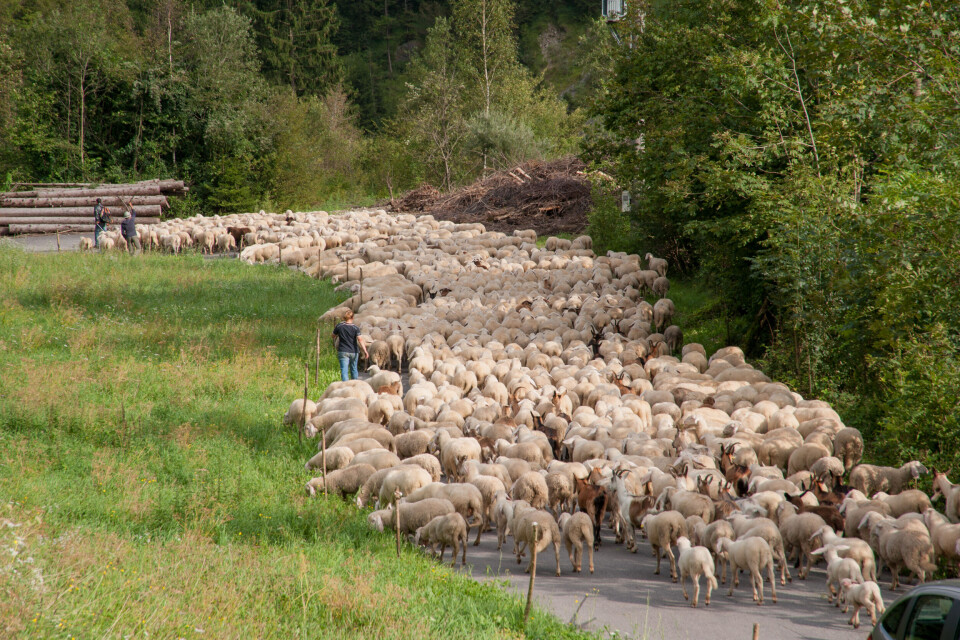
[0,195,169,209]
[3,180,186,199]
[9,222,159,234]
[1,217,159,225]
[0,205,163,217]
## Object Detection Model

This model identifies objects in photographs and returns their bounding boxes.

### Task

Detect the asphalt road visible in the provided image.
[4,231,88,252]
[460,526,872,640]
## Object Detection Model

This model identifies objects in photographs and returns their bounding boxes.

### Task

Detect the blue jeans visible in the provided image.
[94,224,106,248]
[338,352,359,381]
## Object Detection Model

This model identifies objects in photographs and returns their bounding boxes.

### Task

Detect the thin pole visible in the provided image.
[315,326,321,386]
[320,426,327,497]
[299,365,308,444]
[359,267,364,306]
[753,623,759,640]
[395,489,402,557]
[523,522,539,625]
[56,231,61,252]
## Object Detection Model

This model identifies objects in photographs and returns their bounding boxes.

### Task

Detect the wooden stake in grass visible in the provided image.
[395,489,402,557]
[359,267,364,306]
[56,230,61,252]
[315,326,321,386]
[523,522,539,625]
[320,426,327,497]
[299,365,308,445]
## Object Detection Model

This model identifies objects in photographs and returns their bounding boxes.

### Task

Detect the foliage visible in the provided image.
[586,0,960,468]
[0,246,592,640]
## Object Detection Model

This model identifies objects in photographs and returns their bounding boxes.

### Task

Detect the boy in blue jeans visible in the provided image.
[332,310,368,381]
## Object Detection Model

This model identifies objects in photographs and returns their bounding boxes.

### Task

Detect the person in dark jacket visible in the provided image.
[93,198,109,248]
[120,203,141,255]
[332,310,367,381]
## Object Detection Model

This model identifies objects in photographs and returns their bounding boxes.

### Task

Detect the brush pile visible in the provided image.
[0,179,187,235]
[393,157,592,236]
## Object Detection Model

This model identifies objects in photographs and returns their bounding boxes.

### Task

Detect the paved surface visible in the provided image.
[3,231,88,252]
[460,527,869,640]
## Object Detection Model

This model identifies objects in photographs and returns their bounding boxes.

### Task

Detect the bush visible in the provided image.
[586,181,632,254]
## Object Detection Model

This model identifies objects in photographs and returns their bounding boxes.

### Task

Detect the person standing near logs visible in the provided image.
[120,200,141,255]
[93,198,110,248]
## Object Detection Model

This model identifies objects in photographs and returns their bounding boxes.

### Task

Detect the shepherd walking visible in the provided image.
[332,310,367,381]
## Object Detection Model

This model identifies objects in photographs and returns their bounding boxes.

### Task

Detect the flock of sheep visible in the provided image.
[137,208,957,631]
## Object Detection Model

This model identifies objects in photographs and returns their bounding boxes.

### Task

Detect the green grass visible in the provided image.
[0,246,590,640]
[535,232,574,248]
[662,279,727,356]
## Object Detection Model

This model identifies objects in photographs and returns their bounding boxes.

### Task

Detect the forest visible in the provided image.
[1,0,958,468]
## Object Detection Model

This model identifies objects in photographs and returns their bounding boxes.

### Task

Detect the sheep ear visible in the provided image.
[811,546,826,555]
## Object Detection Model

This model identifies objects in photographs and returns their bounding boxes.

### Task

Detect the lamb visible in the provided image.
[512,509,563,576]
[838,579,885,629]
[510,471,549,510]
[716,537,778,605]
[558,512,594,573]
[79,237,95,251]
[812,545,864,605]
[406,482,486,545]
[305,464,376,498]
[305,446,354,472]
[414,513,469,567]
[849,461,928,495]
[810,526,878,582]
[675,536,718,607]
[640,510,687,581]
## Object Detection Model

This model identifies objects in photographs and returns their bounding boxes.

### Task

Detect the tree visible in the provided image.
[247,0,344,96]
[399,17,468,189]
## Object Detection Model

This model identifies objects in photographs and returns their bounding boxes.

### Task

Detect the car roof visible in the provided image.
[891,581,960,600]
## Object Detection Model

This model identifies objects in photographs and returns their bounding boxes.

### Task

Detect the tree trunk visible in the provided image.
[1,216,160,225]
[79,70,86,167]
[1,196,169,208]
[0,205,163,217]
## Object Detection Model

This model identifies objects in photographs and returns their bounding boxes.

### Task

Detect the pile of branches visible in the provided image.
[393,157,592,236]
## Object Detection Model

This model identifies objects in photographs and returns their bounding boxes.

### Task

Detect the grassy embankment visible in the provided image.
[0,246,589,640]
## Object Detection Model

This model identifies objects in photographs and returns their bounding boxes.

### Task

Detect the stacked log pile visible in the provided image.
[0,179,187,235]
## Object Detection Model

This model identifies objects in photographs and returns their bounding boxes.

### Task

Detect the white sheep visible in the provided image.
[838,579,885,628]
[716,537,778,605]
[812,545,864,605]
[415,513,469,567]
[676,536,718,607]
[640,510,687,581]
[558,512,594,573]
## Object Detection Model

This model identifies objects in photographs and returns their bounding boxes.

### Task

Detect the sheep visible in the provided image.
[923,509,960,575]
[404,453,443,482]
[378,466,433,506]
[838,579,885,629]
[414,513,469,567]
[874,489,932,517]
[283,398,317,427]
[730,516,791,585]
[652,276,670,299]
[716,537,778,605]
[675,536,718,607]
[810,526,878,582]
[510,471,549,511]
[305,446,354,472]
[79,237,95,251]
[874,519,937,590]
[652,298,675,331]
[512,509,563,576]
[645,252,668,277]
[932,470,960,523]
[833,427,864,471]
[640,510,687,581]
[349,449,401,471]
[558,512,594,573]
[385,498,457,537]
[406,482,486,545]
[394,429,434,459]
[306,464,376,498]
[812,545,864,605]
[849,461,928,496]
[429,430,481,481]
[776,502,827,579]
[663,325,683,355]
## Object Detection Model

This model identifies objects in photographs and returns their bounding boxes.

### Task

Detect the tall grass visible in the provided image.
[0,246,589,640]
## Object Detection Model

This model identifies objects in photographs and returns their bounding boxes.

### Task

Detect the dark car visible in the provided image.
[871,580,960,640]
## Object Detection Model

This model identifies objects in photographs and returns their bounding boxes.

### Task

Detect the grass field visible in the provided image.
[0,246,589,640]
